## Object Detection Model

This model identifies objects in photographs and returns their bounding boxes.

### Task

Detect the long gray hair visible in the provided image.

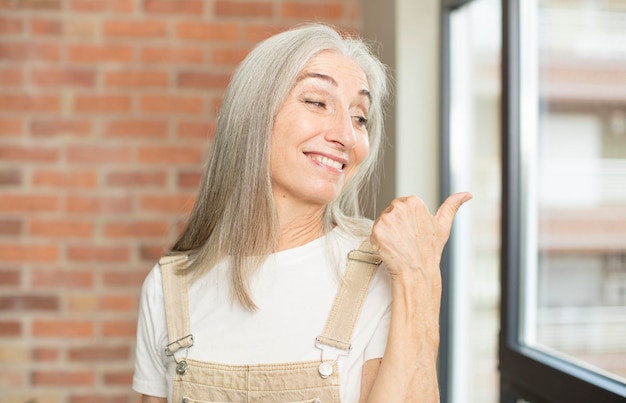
[171,23,390,309]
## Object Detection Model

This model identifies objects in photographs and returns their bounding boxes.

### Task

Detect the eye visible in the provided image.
[304,99,326,108]
[353,115,369,127]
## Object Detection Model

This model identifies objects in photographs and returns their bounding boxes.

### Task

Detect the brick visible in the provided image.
[32,170,98,188]
[103,370,133,385]
[0,321,20,336]
[0,370,25,389]
[67,146,131,163]
[103,269,149,287]
[177,121,215,140]
[30,18,61,35]
[178,171,202,188]
[215,1,273,17]
[140,194,195,213]
[104,221,169,238]
[32,320,94,338]
[104,120,168,139]
[139,244,166,261]
[178,71,231,90]
[0,194,59,213]
[68,294,97,311]
[68,44,133,63]
[100,295,136,311]
[68,346,129,361]
[31,119,92,137]
[211,96,224,113]
[141,46,204,64]
[212,47,250,66]
[66,195,131,214]
[282,2,344,19]
[0,68,23,86]
[0,118,23,136]
[0,344,29,363]
[73,94,132,113]
[32,347,59,361]
[30,219,94,237]
[0,94,60,112]
[102,319,136,337]
[245,24,284,42]
[31,269,93,288]
[0,219,21,235]
[106,170,167,187]
[143,0,203,14]
[140,95,204,115]
[2,0,62,10]
[32,68,96,87]
[0,244,58,262]
[0,144,58,162]
[63,19,98,38]
[0,17,23,34]
[0,42,60,61]
[0,269,20,286]
[32,370,94,386]
[0,295,58,311]
[138,146,203,164]
[0,170,21,186]
[103,20,166,37]
[71,0,134,13]
[176,22,240,41]
[104,70,168,87]
[67,245,130,262]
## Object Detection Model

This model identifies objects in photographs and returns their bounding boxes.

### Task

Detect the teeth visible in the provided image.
[310,155,343,170]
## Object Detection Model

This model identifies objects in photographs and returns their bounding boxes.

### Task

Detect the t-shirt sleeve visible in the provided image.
[362,303,391,362]
[132,264,169,397]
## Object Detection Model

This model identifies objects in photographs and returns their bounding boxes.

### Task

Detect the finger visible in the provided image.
[435,192,472,230]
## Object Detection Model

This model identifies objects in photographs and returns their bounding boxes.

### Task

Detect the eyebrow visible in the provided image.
[297,71,372,104]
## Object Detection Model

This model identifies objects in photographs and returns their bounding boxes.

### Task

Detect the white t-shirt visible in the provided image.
[132,228,392,402]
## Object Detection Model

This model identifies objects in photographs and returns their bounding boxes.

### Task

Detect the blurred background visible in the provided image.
[0,1,364,401]
[1,0,625,402]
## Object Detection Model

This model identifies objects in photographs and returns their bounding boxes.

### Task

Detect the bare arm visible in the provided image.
[141,395,166,403]
[362,193,472,403]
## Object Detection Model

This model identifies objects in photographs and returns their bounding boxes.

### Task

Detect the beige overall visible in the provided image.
[159,241,382,403]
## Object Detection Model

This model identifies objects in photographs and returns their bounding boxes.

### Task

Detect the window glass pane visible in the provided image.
[521,0,626,382]
[449,0,501,401]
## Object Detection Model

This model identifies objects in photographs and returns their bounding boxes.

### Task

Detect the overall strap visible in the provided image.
[317,239,382,351]
[159,254,194,355]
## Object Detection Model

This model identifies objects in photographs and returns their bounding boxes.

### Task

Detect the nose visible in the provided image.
[326,109,357,150]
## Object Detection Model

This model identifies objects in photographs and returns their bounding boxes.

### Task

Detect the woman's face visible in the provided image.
[270,50,370,210]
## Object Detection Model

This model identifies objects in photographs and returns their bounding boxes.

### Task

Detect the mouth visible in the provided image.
[305,153,346,172]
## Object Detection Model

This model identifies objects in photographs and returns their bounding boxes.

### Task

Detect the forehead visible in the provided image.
[300,51,369,91]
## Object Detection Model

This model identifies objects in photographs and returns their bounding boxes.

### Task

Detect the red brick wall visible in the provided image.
[0,1,362,401]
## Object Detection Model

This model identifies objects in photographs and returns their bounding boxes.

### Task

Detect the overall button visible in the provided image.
[318,362,333,378]
[176,360,189,375]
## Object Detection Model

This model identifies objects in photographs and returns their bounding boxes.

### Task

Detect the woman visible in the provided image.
[133,23,471,403]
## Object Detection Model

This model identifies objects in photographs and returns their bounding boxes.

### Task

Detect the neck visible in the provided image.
[275,204,326,251]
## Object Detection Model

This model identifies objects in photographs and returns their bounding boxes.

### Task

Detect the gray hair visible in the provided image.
[171,23,390,309]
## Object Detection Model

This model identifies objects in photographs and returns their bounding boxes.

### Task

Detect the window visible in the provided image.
[441,0,502,401]
[500,0,626,401]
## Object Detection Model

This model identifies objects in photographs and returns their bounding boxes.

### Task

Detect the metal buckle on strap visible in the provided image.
[347,249,382,265]
[315,335,352,379]
[165,334,194,376]
[165,334,194,356]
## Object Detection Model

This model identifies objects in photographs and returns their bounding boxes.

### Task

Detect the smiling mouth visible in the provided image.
[306,154,345,171]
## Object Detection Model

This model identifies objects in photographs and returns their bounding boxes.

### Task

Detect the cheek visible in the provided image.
[345,135,370,183]
[355,134,370,165]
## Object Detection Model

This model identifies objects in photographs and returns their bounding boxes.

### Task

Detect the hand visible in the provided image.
[370,192,472,282]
